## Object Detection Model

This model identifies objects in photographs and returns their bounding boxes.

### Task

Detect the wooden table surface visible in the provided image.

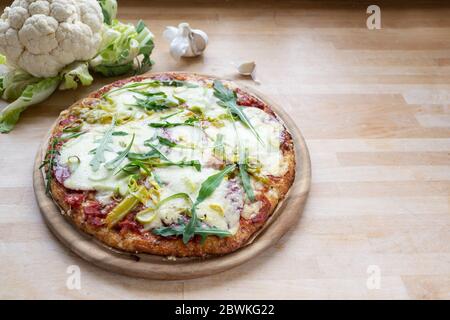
[1,0,449,299]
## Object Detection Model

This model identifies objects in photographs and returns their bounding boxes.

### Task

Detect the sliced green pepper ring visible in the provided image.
[135,193,193,225]
[136,207,157,223]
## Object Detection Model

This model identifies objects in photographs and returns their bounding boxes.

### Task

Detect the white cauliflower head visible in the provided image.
[0,0,103,77]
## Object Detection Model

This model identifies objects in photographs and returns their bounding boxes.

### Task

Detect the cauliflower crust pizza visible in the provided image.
[42,73,296,257]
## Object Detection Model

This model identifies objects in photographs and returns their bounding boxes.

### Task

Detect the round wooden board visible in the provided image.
[33,73,311,280]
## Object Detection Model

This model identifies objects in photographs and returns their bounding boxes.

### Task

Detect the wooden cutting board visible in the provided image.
[32,76,311,280]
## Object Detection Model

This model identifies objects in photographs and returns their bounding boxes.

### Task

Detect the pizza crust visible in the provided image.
[45,73,296,257]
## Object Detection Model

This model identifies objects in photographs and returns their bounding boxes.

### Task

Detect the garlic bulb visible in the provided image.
[163,23,208,59]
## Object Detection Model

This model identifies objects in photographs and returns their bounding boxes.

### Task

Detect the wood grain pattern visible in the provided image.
[1,0,449,299]
[32,75,311,280]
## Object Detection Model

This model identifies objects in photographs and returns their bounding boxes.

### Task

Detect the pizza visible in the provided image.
[42,72,295,257]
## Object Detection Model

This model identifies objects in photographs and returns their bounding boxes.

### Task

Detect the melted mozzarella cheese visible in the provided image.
[59,120,157,196]
[58,80,289,233]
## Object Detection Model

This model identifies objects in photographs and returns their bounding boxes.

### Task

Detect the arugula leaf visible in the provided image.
[103,79,197,98]
[196,164,236,204]
[115,159,153,179]
[148,116,199,128]
[144,142,171,162]
[112,131,128,136]
[60,131,86,141]
[152,166,236,243]
[121,142,201,174]
[159,80,198,88]
[133,97,170,111]
[132,140,202,171]
[105,133,135,170]
[183,164,236,243]
[239,162,255,202]
[103,81,160,97]
[127,151,159,160]
[153,224,185,237]
[237,147,255,202]
[157,136,177,148]
[148,160,201,172]
[213,80,263,145]
[130,90,165,97]
[160,109,184,120]
[153,220,231,243]
[131,91,178,111]
[89,119,116,171]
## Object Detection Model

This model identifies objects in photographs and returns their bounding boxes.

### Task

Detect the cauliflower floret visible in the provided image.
[0,0,103,77]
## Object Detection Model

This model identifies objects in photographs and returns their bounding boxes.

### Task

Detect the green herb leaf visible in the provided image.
[127,151,159,160]
[116,159,152,176]
[105,133,135,170]
[123,141,201,173]
[159,80,198,88]
[160,109,184,120]
[153,218,231,243]
[89,119,116,171]
[157,136,177,147]
[195,164,236,204]
[152,166,236,243]
[112,131,128,136]
[135,159,202,172]
[239,162,255,202]
[131,91,178,111]
[133,96,169,111]
[195,225,232,244]
[213,80,263,145]
[238,147,255,202]
[130,90,165,97]
[144,142,171,162]
[103,80,197,98]
[60,131,86,141]
[153,224,185,237]
[183,164,236,243]
[148,116,199,128]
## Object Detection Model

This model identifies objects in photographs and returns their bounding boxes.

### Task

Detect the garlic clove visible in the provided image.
[237,61,256,75]
[169,36,190,60]
[163,26,179,42]
[190,29,208,55]
[164,22,208,59]
[234,61,260,83]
